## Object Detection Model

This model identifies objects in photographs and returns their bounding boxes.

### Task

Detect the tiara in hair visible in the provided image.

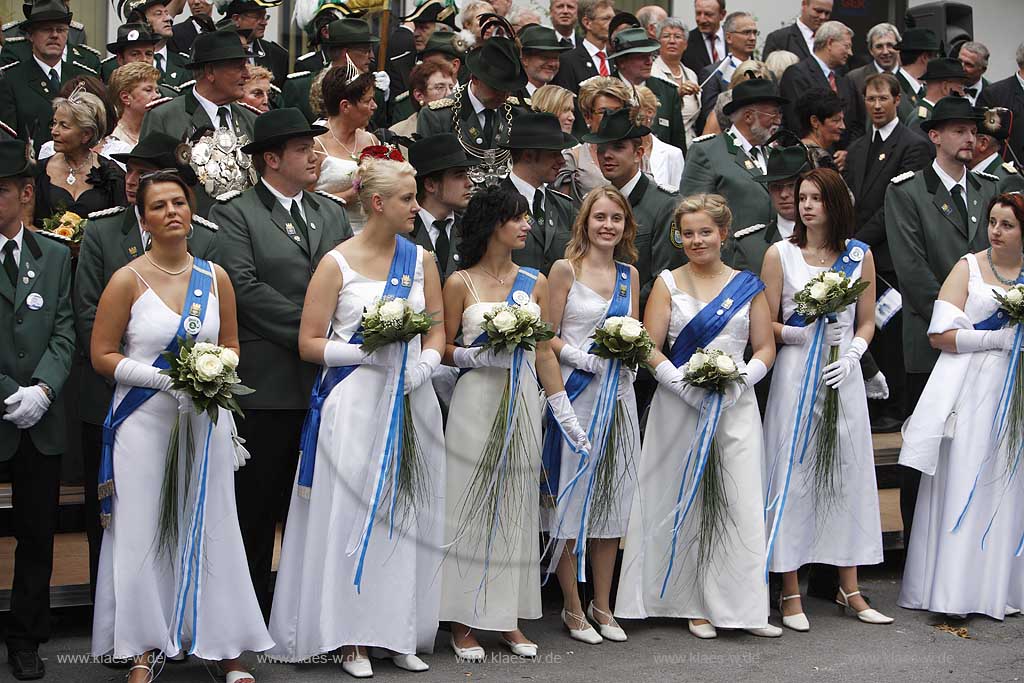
[67,82,88,105]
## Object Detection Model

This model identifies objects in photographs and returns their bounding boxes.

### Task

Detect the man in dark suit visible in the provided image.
[847,22,901,96]
[895,28,940,120]
[957,41,990,106]
[696,10,758,135]
[124,0,193,90]
[0,139,75,681]
[979,43,1024,168]
[552,0,615,93]
[845,73,931,432]
[779,20,865,143]
[168,0,215,54]
[209,108,353,616]
[497,113,577,275]
[763,0,832,62]
[681,0,725,74]
[550,0,579,47]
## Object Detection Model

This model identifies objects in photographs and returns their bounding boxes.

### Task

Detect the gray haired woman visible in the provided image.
[652,17,701,145]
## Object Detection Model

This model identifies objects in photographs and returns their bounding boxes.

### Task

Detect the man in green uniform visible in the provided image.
[208,108,353,616]
[0,0,98,153]
[607,27,686,154]
[904,58,969,136]
[0,139,75,682]
[3,0,87,46]
[516,24,571,105]
[497,112,577,274]
[123,0,193,89]
[727,145,808,274]
[680,78,787,254]
[895,27,939,123]
[221,0,289,87]
[971,106,1024,190]
[885,96,1001,541]
[0,0,100,72]
[293,1,346,73]
[99,22,181,100]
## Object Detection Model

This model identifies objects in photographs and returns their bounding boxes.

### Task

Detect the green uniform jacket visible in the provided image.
[251,38,289,87]
[388,92,415,132]
[416,85,525,149]
[294,48,329,74]
[0,37,100,70]
[646,75,687,155]
[208,182,353,410]
[625,172,685,308]
[979,156,1024,192]
[281,68,388,127]
[726,219,782,275]
[903,99,935,136]
[408,214,461,284]
[2,19,87,46]
[895,70,921,123]
[884,165,999,373]
[680,132,773,255]
[499,177,573,275]
[72,205,217,424]
[0,58,98,151]
[0,229,75,461]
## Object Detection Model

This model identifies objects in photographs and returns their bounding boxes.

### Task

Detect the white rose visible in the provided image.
[809,282,830,302]
[220,348,239,370]
[193,342,217,354]
[822,271,843,286]
[379,299,406,322]
[715,355,737,374]
[603,317,624,334]
[1007,288,1024,304]
[619,319,643,342]
[195,353,224,382]
[492,309,518,332]
[690,351,708,369]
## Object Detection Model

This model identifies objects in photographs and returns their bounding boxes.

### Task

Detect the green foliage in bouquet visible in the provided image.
[793,270,870,323]
[479,303,555,354]
[160,337,253,425]
[591,316,654,371]
[683,348,745,393]
[359,296,437,355]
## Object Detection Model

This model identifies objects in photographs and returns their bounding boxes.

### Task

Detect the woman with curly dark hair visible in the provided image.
[795,88,848,172]
[439,185,590,662]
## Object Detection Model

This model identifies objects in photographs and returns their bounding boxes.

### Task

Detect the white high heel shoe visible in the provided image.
[745,624,783,638]
[562,609,603,644]
[368,648,430,672]
[1006,606,1021,617]
[449,635,485,662]
[500,635,538,658]
[836,587,894,624]
[688,620,717,639]
[779,594,810,632]
[587,602,628,642]
[341,655,373,678]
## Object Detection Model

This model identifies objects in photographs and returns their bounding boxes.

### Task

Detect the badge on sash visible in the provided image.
[26,293,44,310]
[184,302,203,335]
[512,290,531,305]
[618,283,628,297]
[401,274,412,287]
[849,246,865,262]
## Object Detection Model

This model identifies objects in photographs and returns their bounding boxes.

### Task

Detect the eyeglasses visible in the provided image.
[426,83,454,94]
[728,29,761,37]
[749,108,783,121]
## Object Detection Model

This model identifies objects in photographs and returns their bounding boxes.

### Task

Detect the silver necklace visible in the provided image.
[987,246,1023,286]
[65,151,93,185]
[328,123,359,160]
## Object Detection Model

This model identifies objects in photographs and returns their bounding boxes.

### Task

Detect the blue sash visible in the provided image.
[784,239,869,327]
[668,270,765,367]
[462,267,540,349]
[296,237,418,498]
[976,272,1024,330]
[541,262,632,497]
[97,259,215,527]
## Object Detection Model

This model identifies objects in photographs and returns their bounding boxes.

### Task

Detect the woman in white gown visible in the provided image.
[898,193,1024,619]
[440,185,590,660]
[90,171,272,683]
[615,193,780,639]
[760,168,891,631]
[313,70,380,233]
[545,187,640,645]
[268,153,446,678]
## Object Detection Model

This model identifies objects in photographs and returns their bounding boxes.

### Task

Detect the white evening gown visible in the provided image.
[761,240,883,572]
[549,269,639,541]
[92,267,272,660]
[898,254,1024,618]
[616,270,769,627]
[439,273,544,631]
[268,246,445,660]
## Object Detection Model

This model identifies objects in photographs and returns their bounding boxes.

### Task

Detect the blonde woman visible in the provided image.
[634,85,684,189]
[702,59,772,136]
[102,62,162,164]
[616,194,779,639]
[532,84,577,135]
[546,187,641,644]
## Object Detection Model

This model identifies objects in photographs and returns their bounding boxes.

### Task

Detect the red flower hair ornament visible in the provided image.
[358,144,405,163]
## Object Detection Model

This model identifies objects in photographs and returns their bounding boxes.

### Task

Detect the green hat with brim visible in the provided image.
[920,95,983,133]
[322,18,380,48]
[519,25,571,53]
[606,27,659,60]
[581,107,650,144]
[921,57,968,82]
[21,0,72,29]
[0,139,33,178]
[184,29,251,68]
[110,131,200,186]
[118,0,168,22]
[722,78,788,115]
[221,0,283,16]
[421,30,467,60]
[499,112,577,150]
[751,145,810,183]
[107,22,162,53]
[402,0,458,30]
[241,107,328,154]
[408,133,477,176]
[898,28,941,53]
[466,36,527,93]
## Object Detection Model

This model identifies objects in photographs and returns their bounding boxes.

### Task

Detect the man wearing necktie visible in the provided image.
[550,0,579,48]
[122,0,192,90]
[681,0,725,73]
[847,23,901,97]
[551,0,614,93]
[209,108,353,617]
[957,41,990,106]
[697,11,758,135]
[885,96,1002,545]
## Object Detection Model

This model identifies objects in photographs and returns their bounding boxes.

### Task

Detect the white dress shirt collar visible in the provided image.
[509,171,540,207]
[526,82,538,96]
[933,159,967,197]
[812,53,833,81]
[0,226,25,265]
[193,86,232,130]
[467,81,490,126]
[796,19,815,54]
[34,55,60,80]
[776,215,796,240]
[419,208,453,245]
[618,169,644,198]
[702,28,725,62]
[261,178,305,219]
[900,68,922,94]
[873,116,899,141]
[583,39,605,60]
[556,30,576,47]
[971,152,1001,174]
[728,125,765,172]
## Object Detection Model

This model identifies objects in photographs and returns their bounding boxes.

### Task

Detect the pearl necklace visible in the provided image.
[145,253,193,276]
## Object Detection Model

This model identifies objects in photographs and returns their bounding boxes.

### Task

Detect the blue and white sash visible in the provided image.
[764,239,869,580]
[97,259,215,528]
[659,270,764,597]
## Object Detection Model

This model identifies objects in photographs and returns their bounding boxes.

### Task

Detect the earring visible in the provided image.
[186,224,194,240]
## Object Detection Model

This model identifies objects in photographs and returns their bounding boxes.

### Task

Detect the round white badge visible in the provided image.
[184,315,203,335]
[512,290,530,305]
[127,30,140,41]
[849,246,865,262]
[26,293,44,310]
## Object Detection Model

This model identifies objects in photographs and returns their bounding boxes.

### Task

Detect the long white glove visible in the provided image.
[653,360,707,409]
[404,348,441,395]
[744,358,769,387]
[114,357,173,391]
[781,325,812,345]
[616,366,636,399]
[323,340,403,367]
[3,386,51,429]
[547,390,592,455]
[825,321,848,346]
[955,328,1017,354]
[823,337,868,389]
[452,346,513,369]
[558,344,604,375]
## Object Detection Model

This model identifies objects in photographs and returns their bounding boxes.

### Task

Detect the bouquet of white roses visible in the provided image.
[994,284,1024,324]
[592,316,654,370]
[479,303,555,354]
[792,270,870,323]
[359,296,436,354]
[683,348,744,393]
